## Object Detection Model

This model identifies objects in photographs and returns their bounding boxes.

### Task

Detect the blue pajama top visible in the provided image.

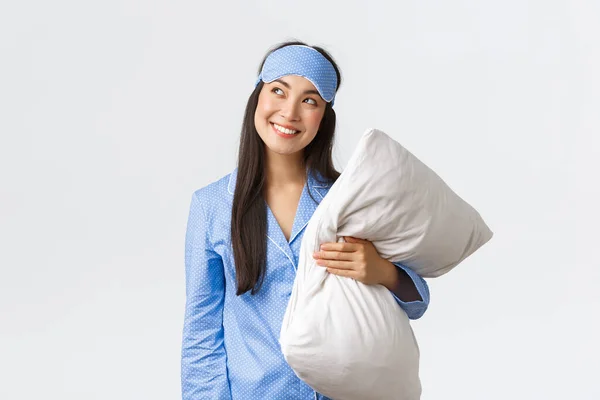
[181,168,430,400]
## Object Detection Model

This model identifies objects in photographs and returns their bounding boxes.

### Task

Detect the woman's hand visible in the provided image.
[313,236,399,289]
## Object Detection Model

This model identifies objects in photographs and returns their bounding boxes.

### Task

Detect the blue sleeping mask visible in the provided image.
[254,45,338,107]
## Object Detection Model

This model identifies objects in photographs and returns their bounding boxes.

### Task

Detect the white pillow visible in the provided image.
[280,128,493,400]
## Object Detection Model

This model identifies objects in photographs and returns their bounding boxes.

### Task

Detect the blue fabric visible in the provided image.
[181,168,430,400]
[255,45,338,106]
[391,262,431,319]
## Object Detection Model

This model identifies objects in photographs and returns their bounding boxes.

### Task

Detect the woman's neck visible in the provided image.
[264,149,306,188]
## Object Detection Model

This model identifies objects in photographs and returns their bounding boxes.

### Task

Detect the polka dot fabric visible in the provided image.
[255,45,338,106]
[181,168,430,399]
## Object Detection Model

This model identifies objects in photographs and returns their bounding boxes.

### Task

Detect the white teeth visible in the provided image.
[273,123,299,135]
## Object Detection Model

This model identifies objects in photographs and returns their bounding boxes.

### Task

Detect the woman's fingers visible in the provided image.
[319,241,359,252]
[315,259,354,269]
[313,250,355,261]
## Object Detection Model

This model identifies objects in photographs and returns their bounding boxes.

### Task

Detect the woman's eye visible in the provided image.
[271,87,317,105]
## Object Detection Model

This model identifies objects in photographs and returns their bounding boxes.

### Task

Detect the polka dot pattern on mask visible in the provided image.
[255,45,338,106]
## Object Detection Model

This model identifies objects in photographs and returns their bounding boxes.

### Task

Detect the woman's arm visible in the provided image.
[314,237,430,320]
[384,262,430,320]
[181,192,231,400]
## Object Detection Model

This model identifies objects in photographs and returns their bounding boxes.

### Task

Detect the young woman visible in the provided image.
[181,41,431,400]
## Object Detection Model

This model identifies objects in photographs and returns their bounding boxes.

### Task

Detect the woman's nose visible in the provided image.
[280,100,300,121]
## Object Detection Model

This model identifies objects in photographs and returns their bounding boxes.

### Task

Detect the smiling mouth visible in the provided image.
[271,122,300,135]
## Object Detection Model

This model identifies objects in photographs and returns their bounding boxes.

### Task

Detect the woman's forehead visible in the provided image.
[270,75,318,91]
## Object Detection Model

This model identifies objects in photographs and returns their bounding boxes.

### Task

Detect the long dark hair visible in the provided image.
[231,41,342,296]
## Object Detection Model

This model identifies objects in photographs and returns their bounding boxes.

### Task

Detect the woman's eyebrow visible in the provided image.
[273,79,320,96]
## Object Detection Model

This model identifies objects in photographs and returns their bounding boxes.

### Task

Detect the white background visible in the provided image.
[1,0,598,399]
